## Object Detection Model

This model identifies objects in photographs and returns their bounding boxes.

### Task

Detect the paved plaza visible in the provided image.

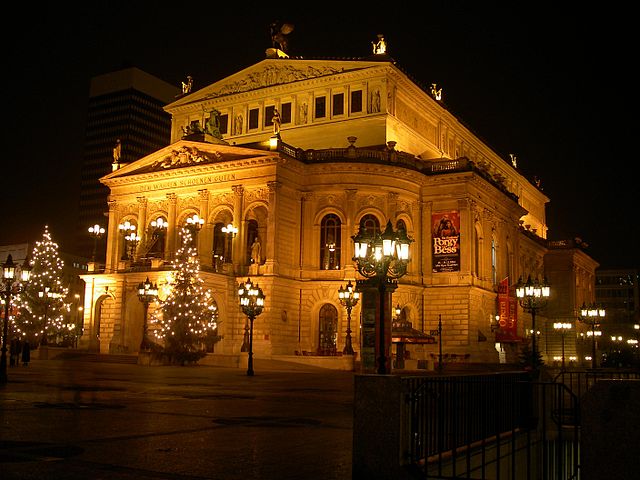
[0,357,355,480]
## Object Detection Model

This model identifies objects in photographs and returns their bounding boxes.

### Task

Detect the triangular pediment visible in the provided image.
[165,57,391,109]
[101,140,273,184]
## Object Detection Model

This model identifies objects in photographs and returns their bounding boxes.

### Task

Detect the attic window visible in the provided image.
[249,108,259,130]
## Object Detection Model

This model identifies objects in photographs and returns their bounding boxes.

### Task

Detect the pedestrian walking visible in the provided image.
[21,340,31,366]
[9,338,18,367]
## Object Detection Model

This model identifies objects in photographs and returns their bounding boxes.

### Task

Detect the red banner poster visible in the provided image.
[432,211,460,272]
[496,277,519,342]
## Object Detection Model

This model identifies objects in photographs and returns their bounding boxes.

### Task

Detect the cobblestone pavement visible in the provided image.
[0,358,355,480]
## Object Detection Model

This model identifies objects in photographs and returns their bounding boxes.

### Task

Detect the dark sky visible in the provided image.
[3,3,636,269]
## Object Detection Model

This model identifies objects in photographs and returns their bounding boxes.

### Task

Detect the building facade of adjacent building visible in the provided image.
[77,67,179,261]
[77,43,598,370]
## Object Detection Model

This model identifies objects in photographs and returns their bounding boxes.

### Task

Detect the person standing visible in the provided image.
[21,340,31,366]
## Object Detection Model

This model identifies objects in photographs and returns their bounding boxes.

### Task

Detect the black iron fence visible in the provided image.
[402,373,580,479]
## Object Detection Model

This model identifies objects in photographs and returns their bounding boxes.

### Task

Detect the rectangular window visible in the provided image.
[249,108,259,130]
[351,90,362,113]
[281,102,292,123]
[264,105,275,128]
[315,96,326,119]
[333,93,344,116]
[219,114,228,135]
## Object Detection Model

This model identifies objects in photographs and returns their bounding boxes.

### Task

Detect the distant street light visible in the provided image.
[88,224,105,262]
[338,280,360,355]
[238,278,265,376]
[1,255,31,385]
[118,221,140,260]
[579,303,605,369]
[553,322,572,372]
[515,275,550,369]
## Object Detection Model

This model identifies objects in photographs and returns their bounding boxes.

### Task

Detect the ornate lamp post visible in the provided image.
[88,224,105,262]
[515,275,550,369]
[338,280,360,355]
[118,221,140,260]
[553,322,572,372]
[579,303,605,369]
[137,277,158,351]
[238,278,265,376]
[1,255,31,385]
[352,220,412,374]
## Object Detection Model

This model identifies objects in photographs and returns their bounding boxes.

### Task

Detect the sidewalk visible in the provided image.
[0,357,355,480]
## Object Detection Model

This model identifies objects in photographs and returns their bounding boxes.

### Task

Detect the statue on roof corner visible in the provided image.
[372,34,387,55]
[270,22,294,55]
[181,76,193,94]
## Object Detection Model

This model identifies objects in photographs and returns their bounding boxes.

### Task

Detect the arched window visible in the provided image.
[359,214,380,236]
[318,304,338,356]
[320,214,341,270]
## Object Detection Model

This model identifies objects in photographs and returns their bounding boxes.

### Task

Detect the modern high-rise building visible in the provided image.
[77,67,179,260]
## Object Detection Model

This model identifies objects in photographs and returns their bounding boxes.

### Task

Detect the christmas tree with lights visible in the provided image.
[152,227,219,364]
[15,226,70,346]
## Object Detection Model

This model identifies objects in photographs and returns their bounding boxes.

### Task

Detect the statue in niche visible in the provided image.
[370,89,381,113]
[299,103,308,124]
[234,114,243,135]
[272,108,281,135]
[251,238,262,265]
[205,108,222,139]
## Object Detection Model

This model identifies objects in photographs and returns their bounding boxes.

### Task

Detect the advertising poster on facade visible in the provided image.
[432,210,460,272]
[496,277,519,342]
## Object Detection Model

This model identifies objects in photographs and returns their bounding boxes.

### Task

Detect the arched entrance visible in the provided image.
[318,303,338,356]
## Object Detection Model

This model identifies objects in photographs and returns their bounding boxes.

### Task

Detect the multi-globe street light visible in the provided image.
[137,277,158,352]
[88,224,105,262]
[553,322,572,372]
[118,221,140,260]
[515,275,550,369]
[338,280,360,355]
[352,220,412,374]
[579,303,605,369]
[1,255,31,385]
[238,278,265,376]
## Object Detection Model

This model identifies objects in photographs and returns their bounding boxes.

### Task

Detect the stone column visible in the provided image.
[136,196,147,260]
[264,181,281,274]
[105,199,119,273]
[197,189,211,266]
[167,193,177,258]
[232,185,244,269]
[344,189,357,277]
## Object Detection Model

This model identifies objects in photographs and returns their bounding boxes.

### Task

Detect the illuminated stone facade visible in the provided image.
[79,51,590,368]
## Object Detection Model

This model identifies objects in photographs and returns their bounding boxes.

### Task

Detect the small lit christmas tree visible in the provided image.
[151,227,219,364]
[15,226,70,345]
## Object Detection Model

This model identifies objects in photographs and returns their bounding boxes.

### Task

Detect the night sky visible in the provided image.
[3,3,636,269]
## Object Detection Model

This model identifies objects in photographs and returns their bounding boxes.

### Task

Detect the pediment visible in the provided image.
[101,140,273,183]
[166,58,388,109]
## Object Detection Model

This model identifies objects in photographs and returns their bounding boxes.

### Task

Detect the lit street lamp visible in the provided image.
[515,275,550,369]
[553,322,572,372]
[137,277,158,352]
[1,255,31,385]
[338,280,360,355]
[118,221,140,260]
[238,278,265,376]
[579,303,605,369]
[352,220,412,374]
[88,224,105,262]
[38,286,62,346]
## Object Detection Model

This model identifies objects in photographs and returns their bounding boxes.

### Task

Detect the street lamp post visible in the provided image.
[553,322,572,372]
[238,278,265,376]
[338,280,360,355]
[515,275,550,369]
[88,224,105,262]
[352,220,412,374]
[137,277,158,352]
[118,221,140,260]
[579,303,605,369]
[1,255,31,385]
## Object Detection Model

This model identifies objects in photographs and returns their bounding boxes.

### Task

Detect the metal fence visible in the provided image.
[402,373,581,479]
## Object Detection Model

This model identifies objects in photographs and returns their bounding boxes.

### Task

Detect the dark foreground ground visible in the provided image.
[0,358,354,480]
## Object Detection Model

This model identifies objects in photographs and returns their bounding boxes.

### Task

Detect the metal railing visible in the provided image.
[402,372,581,479]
